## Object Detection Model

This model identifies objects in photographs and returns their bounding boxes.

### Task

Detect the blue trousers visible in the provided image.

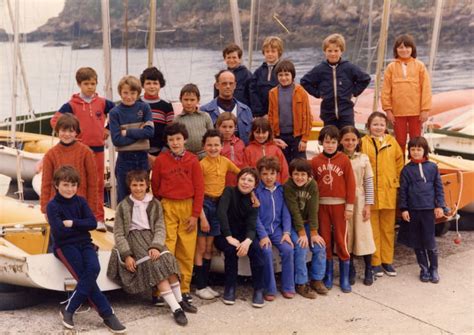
[291,224,326,285]
[279,134,306,164]
[55,243,112,317]
[115,151,149,203]
[261,228,295,295]
[322,113,355,130]
[214,235,265,290]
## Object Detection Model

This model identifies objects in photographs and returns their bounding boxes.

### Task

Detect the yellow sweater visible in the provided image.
[381,57,432,117]
[200,155,240,197]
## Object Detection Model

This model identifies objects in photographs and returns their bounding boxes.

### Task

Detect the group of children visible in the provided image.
[42,31,445,332]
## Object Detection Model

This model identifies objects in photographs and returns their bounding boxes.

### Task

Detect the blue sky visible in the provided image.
[1,0,64,33]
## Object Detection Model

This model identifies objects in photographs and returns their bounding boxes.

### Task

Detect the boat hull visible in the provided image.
[0,146,43,181]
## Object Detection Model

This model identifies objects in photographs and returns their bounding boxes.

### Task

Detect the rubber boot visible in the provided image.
[339,259,352,293]
[349,256,356,285]
[363,255,374,286]
[323,259,334,290]
[427,249,440,284]
[414,249,430,282]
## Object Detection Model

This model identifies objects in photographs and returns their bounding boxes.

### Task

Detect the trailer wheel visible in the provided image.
[0,284,43,311]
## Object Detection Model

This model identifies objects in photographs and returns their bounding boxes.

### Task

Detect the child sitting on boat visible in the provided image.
[107,170,197,326]
[50,67,115,232]
[398,137,446,284]
[46,166,126,333]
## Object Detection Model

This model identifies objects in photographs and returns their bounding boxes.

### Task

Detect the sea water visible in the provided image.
[0,42,473,119]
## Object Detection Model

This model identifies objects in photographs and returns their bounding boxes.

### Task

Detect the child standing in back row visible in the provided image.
[109,75,154,202]
[301,34,371,129]
[311,125,356,293]
[214,43,252,106]
[139,67,174,160]
[382,34,432,152]
[339,126,376,286]
[268,59,312,163]
[361,112,404,278]
[51,67,115,231]
[398,137,445,284]
[249,36,284,117]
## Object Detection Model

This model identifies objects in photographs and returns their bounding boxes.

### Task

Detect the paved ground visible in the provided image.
[1,230,473,334]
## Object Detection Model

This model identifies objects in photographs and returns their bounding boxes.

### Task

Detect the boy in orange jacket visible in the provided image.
[311,125,356,293]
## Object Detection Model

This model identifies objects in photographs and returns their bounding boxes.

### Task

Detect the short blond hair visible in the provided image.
[261,36,284,57]
[117,75,142,95]
[322,33,345,52]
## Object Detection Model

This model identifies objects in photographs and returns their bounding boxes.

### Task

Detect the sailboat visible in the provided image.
[0,0,119,297]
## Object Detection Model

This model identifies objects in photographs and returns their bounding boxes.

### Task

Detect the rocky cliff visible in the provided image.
[6,0,473,50]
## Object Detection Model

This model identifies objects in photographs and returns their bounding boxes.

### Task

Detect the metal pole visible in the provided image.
[428,0,444,75]
[229,0,243,50]
[11,0,19,147]
[247,0,256,69]
[101,0,117,209]
[148,0,157,67]
[373,0,391,112]
[124,0,129,74]
[367,0,373,72]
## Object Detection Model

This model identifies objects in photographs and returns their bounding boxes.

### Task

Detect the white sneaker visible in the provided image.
[195,287,215,300]
[206,286,220,297]
[96,221,107,232]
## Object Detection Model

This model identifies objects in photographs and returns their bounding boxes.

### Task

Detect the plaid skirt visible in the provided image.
[107,230,180,294]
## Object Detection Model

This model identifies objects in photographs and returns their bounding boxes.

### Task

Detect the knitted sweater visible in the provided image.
[113,196,167,259]
[151,150,204,218]
[47,193,97,248]
[283,178,319,237]
[174,111,213,155]
[41,141,98,214]
[140,95,174,152]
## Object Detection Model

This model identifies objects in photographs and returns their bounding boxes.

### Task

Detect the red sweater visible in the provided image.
[151,151,204,217]
[41,141,98,214]
[221,135,246,186]
[244,140,289,183]
[311,152,356,209]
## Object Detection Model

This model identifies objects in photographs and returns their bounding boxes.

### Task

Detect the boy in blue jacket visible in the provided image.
[301,33,370,129]
[47,166,126,333]
[109,75,154,202]
[398,137,446,284]
[249,36,283,117]
[255,157,295,301]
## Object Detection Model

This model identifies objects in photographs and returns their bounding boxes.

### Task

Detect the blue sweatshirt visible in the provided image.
[109,101,154,150]
[255,182,292,239]
[249,61,279,117]
[46,194,97,249]
[399,160,446,211]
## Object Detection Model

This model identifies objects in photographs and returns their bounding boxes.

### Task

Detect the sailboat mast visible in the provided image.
[372,0,391,112]
[229,0,243,50]
[123,0,129,74]
[11,0,19,147]
[428,0,444,75]
[248,0,256,69]
[148,0,157,67]
[7,0,34,119]
[101,0,117,209]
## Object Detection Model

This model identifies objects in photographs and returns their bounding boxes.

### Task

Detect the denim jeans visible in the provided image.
[261,227,295,294]
[115,151,149,203]
[291,224,326,285]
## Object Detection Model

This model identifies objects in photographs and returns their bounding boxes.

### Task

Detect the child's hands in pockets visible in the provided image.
[186,216,198,233]
[259,236,272,249]
[149,248,161,261]
[125,256,136,273]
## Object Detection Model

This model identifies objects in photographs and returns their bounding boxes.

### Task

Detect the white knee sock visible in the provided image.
[161,290,181,312]
[170,282,183,302]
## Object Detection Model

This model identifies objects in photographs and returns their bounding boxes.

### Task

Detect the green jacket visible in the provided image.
[283,178,319,237]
